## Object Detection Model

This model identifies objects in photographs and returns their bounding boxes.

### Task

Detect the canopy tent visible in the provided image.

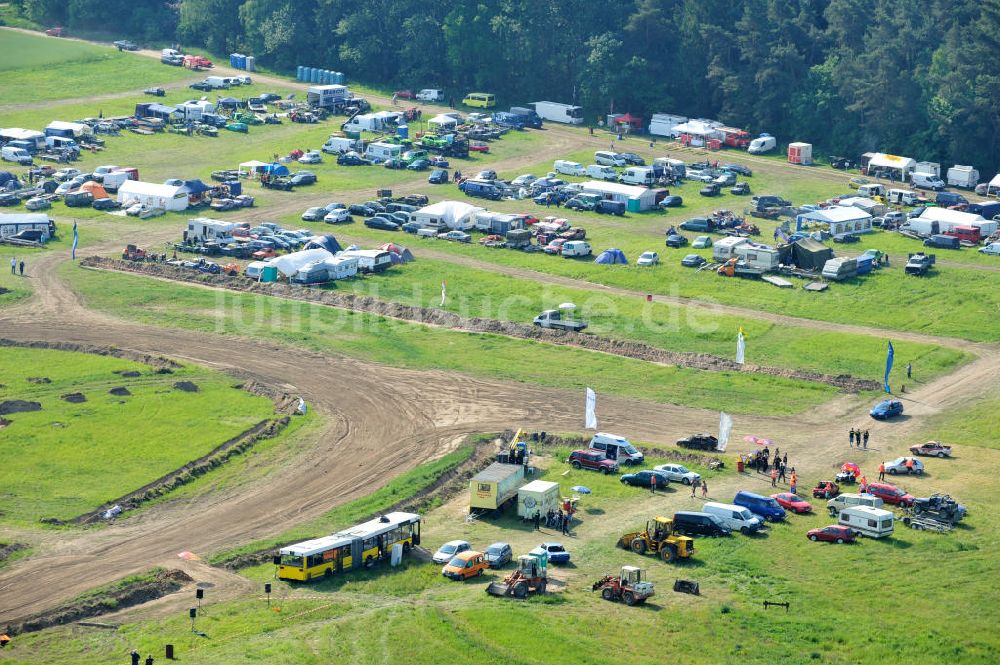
[136,103,180,120]
[179,179,211,194]
[303,235,343,254]
[594,248,628,264]
[379,242,415,263]
[264,163,289,176]
[413,200,483,230]
[671,120,722,138]
[238,160,269,177]
[611,112,643,129]
[428,114,458,131]
[78,181,108,199]
[797,205,872,235]
[778,238,832,271]
[216,96,242,109]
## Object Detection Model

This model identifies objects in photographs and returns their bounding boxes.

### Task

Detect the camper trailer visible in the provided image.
[339,249,393,273]
[712,236,749,261]
[186,218,235,242]
[734,244,780,270]
[366,142,402,161]
[822,257,858,281]
[322,255,359,280]
[838,506,894,538]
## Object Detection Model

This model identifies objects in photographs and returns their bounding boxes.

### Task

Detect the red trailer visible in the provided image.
[718,127,750,149]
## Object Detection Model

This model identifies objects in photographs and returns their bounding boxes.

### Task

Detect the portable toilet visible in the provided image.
[260,265,279,283]
[229,53,237,68]
[325,70,334,84]
[224,180,241,196]
[310,68,320,83]
[334,72,345,84]
[297,65,305,80]
[246,55,255,72]
[397,124,409,139]
[626,198,642,213]
[788,142,813,165]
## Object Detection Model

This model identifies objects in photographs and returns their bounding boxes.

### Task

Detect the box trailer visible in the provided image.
[648,113,687,138]
[532,101,584,125]
[470,462,525,513]
[946,165,979,189]
[307,84,349,109]
[788,142,813,165]
[517,480,561,519]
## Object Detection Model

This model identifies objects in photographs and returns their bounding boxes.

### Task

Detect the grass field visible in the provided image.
[64,263,841,416]
[0,347,276,525]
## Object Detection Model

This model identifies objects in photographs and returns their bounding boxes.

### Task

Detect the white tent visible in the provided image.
[866,153,916,177]
[116,180,188,212]
[46,120,93,137]
[988,173,1000,197]
[412,200,483,230]
[915,207,996,236]
[797,205,872,235]
[580,181,660,211]
[270,249,334,277]
[428,114,459,131]
[238,160,269,177]
[671,120,723,140]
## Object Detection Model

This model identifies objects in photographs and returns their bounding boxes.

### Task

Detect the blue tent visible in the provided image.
[594,248,628,264]
[0,171,21,189]
[303,234,342,254]
[264,163,289,176]
[180,179,211,194]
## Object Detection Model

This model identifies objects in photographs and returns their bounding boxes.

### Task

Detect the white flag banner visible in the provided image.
[585,387,598,430]
[717,412,733,452]
[440,280,446,307]
[735,328,746,365]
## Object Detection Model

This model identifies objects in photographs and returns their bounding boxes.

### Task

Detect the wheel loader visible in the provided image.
[592,566,655,605]
[486,553,547,598]
[617,516,694,563]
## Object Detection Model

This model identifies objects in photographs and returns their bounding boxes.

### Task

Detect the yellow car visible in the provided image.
[462,92,496,108]
[442,550,488,580]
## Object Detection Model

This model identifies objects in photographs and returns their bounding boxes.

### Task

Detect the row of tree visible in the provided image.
[13,0,1000,175]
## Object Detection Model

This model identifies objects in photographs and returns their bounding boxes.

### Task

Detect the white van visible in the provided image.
[838,506,894,538]
[553,160,585,177]
[747,135,776,154]
[586,164,618,181]
[1,146,32,165]
[415,89,444,102]
[887,188,919,206]
[589,433,644,465]
[202,76,230,90]
[562,240,592,257]
[244,261,271,279]
[911,172,945,191]
[594,151,626,167]
[702,502,764,535]
[826,493,884,516]
[322,136,359,154]
[619,167,655,186]
[857,183,886,199]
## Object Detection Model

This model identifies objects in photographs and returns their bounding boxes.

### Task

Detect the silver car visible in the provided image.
[885,456,924,476]
[653,463,701,485]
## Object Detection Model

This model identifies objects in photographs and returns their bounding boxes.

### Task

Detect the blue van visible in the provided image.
[459,179,502,201]
[734,491,786,522]
[935,192,968,208]
[492,112,527,130]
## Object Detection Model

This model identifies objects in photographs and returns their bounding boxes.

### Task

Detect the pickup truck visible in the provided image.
[533,310,587,332]
[905,252,935,276]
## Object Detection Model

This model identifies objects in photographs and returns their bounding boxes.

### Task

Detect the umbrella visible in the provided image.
[558,302,576,311]
[743,435,773,446]
[570,485,591,494]
[841,462,861,477]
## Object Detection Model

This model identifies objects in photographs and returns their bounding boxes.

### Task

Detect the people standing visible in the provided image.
[131,650,140,665]
[533,511,541,530]
[789,470,797,495]
[770,467,778,487]
[18,260,24,276]
[145,656,154,665]
[650,474,656,494]
[778,463,786,483]
[905,457,914,473]
[907,362,912,379]
[701,480,708,498]
[863,430,869,449]
[849,429,855,447]
[690,479,698,498]
[9,257,15,275]
[783,453,788,467]
[878,462,886,481]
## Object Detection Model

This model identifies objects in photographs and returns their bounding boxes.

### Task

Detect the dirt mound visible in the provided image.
[0,400,41,415]
[0,542,27,562]
[0,417,10,429]
[108,387,131,396]
[26,377,51,384]
[0,339,182,371]
[239,380,300,414]
[61,392,87,403]
[7,568,192,636]
[81,258,880,392]
[173,381,199,392]
[118,370,141,378]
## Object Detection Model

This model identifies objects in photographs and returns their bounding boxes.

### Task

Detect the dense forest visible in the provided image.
[12,0,1000,174]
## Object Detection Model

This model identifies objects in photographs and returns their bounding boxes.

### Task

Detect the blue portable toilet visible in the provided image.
[397,125,409,139]
[238,54,247,69]
[310,68,320,83]
[224,180,242,196]
[335,72,345,84]
[322,70,332,84]
[229,53,237,68]
[296,66,304,80]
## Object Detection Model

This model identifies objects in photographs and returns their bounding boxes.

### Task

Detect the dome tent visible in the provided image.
[594,248,628,264]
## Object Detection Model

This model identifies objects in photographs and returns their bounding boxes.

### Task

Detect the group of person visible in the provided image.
[534,507,571,535]
[740,447,798,492]
[9,257,25,276]
[849,428,870,449]
[689,478,709,499]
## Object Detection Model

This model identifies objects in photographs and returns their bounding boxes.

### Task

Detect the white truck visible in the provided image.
[322,136,360,154]
[415,89,444,102]
[946,165,979,189]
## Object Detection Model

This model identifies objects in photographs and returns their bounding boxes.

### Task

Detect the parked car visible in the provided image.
[659,195,683,208]
[620,470,669,489]
[442,551,488,580]
[428,169,449,184]
[723,163,753,177]
[337,152,371,166]
[730,182,751,195]
[864,482,915,507]
[567,449,619,474]
[977,242,1000,255]
[393,89,415,99]
[692,235,712,249]
[812,481,840,499]
[323,209,351,224]
[713,172,737,187]
[113,39,139,51]
[439,230,471,243]
[681,254,706,268]
[833,233,859,243]
[771,493,813,514]
[665,234,688,248]
[884,456,924,476]
[432,540,471,564]
[511,174,538,187]
[477,169,498,181]
[870,399,904,420]
[483,542,512,568]
[734,491,786,522]
[298,150,322,164]
[364,217,400,231]
[637,251,660,266]
[407,159,431,171]
[302,207,326,221]
[190,81,213,91]
[92,198,119,211]
[909,441,951,458]
[53,168,81,182]
[24,197,51,211]
[653,463,700,485]
[534,543,570,564]
[700,183,722,197]
[619,153,646,166]
[672,511,731,537]
[290,171,317,186]
[807,525,856,544]
[349,203,376,217]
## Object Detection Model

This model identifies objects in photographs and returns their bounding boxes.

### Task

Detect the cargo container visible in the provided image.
[470,462,525,513]
[517,481,561,519]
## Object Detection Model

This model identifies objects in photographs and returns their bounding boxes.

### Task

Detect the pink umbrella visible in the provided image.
[841,462,861,477]
[743,435,773,446]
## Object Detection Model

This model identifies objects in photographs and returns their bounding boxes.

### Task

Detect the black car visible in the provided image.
[722,163,753,177]
[364,217,400,231]
[258,92,282,102]
[730,182,751,195]
[189,82,213,91]
[401,194,429,206]
[833,233,860,243]
[699,183,721,197]
[665,234,689,248]
[619,152,646,166]
[830,156,854,170]
[337,153,371,166]
[349,203,376,217]
[681,254,707,267]
[92,197,120,211]
[114,40,139,51]
[290,171,317,186]
[476,169,498,181]
[620,470,670,489]
[673,511,731,537]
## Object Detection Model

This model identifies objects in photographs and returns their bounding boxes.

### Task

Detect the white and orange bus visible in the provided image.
[275,512,421,581]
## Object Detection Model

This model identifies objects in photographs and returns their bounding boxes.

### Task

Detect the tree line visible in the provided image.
[13,0,1000,176]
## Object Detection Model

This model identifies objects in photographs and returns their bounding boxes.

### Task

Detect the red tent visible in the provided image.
[614,113,643,130]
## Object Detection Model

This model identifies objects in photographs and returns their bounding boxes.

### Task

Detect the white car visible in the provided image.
[979,242,1000,255]
[324,208,350,224]
[637,251,660,266]
[53,168,81,182]
[438,230,471,243]
[299,150,323,164]
[54,181,78,195]
[511,174,538,187]
[432,540,471,564]
[885,456,924,476]
[653,463,702,485]
[692,235,713,248]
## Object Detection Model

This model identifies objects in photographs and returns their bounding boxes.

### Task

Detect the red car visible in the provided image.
[909,441,952,458]
[567,449,619,474]
[812,481,840,499]
[771,493,813,514]
[864,482,914,506]
[807,525,856,544]
[393,90,415,99]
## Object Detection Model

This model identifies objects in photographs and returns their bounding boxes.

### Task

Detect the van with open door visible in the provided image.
[589,433,644,466]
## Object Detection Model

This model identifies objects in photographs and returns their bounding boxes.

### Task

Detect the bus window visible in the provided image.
[568,106,583,119]
[281,554,304,568]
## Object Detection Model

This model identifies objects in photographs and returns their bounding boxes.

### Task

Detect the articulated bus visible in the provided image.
[275,512,421,581]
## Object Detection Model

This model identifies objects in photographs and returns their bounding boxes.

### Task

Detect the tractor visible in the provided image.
[592,566,655,605]
[486,553,547,599]
[617,516,694,563]
[122,244,147,261]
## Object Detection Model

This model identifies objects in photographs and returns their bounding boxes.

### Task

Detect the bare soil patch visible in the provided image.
[0,400,41,415]
[60,392,86,403]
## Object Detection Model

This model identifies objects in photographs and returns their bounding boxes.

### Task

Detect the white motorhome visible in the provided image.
[619,166,655,186]
[366,142,402,161]
[532,101,584,125]
[186,217,235,241]
[586,164,618,181]
[712,236,749,261]
[702,502,764,535]
[553,160,585,177]
[734,244,780,271]
[838,506,894,538]
[748,135,777,154]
